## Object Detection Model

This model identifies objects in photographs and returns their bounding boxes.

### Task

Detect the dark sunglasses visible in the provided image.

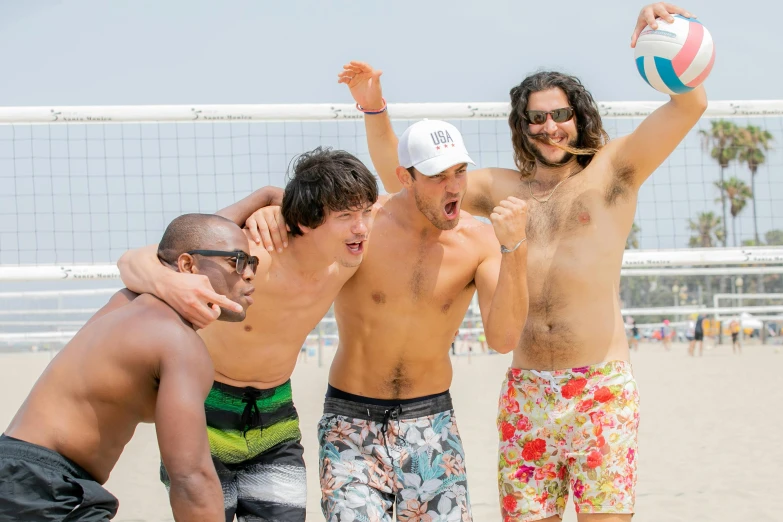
[187,250,259,275]
[525,107,574,125]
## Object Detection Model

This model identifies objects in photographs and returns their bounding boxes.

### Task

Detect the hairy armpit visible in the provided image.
[605,161,636,206]
[468,191,496,217]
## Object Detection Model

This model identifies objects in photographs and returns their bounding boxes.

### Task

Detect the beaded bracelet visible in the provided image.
[356,98,387,115]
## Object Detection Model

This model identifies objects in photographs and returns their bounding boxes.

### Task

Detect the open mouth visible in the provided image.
[346,241,365,255]
[545,135,566,147]
[534,134,566,147]
[443,200,459,220]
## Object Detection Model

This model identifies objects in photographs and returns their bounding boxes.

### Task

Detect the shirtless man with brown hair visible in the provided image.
[339,3,706,520]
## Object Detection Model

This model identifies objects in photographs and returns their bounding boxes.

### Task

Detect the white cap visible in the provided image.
[398,120,475,176]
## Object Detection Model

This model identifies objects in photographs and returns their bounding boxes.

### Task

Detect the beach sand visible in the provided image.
[1,341,781,521]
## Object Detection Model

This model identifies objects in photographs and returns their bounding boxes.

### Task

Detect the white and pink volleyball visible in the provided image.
[634,15,715,95]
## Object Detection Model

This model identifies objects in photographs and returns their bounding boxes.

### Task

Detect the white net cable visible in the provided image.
[2,100,782,264]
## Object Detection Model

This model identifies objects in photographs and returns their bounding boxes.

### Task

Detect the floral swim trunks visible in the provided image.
[497,360,640,520]
[319,385,472,522]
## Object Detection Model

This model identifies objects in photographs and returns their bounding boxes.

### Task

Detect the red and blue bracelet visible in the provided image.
[356,98,387,115]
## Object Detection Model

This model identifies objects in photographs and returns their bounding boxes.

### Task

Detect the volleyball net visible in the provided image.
[1,100,782,348]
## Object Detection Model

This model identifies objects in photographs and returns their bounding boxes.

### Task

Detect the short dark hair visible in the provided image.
[282,147,378,236]
[157,213,236,264]
[509,71,610,176]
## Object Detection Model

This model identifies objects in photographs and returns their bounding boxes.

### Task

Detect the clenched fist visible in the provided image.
[490,197,528,252]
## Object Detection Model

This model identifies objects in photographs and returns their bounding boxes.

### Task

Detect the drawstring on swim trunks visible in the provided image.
[530,370,562,393]
[240,387,262,436]
[380,405,402,461]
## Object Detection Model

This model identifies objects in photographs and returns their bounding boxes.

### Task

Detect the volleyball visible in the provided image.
[634,14,715,95]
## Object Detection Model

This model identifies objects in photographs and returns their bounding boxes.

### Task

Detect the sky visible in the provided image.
[1,0,780,106]
[0,0,781,265]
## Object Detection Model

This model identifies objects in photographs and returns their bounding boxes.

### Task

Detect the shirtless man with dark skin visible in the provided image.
[116,148,378,521]
[0,213,256,521]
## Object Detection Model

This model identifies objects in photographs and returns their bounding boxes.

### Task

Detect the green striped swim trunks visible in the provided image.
[205,380,301,464]
[161,379,307,521]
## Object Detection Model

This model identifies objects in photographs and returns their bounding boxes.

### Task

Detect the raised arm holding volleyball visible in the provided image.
[342,3,708,520]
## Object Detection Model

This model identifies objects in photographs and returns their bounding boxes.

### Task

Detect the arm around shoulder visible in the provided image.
[118,244,237,330]
[117,244,170,297]
[216,185,284,225]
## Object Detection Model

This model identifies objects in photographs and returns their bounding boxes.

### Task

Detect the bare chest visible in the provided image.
[514,169,635,247]
[524,183,602,245]
[350,234,477,315]
[215,272,345,345]
[520,182,629,295]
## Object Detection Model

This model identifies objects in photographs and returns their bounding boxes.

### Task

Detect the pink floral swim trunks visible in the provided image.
[497,360,640,521]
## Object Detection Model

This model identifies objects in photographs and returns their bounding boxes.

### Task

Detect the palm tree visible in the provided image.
[766,229,783,246]
[688,211,726,305]
[714,177,752,247]
[626,222,640,249]
[737,125,774,244]
[700,120,740,246]
[688,211,725,248]
[622,222,641,308]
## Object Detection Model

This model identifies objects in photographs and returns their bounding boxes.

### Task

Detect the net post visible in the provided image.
[317,321,325,369]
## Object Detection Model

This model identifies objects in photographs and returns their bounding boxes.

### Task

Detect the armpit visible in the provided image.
[604,160,636,206]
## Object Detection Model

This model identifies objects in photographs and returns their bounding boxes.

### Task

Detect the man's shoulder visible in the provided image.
[453,212,498,249]
[481,166,522,178]
[129,292,178,315]
[456,210,490,228]
[245,231,274,261]
[367,194,394,215]
[475,167,525,191]
[124,295,198,345]
[376,194,394,206]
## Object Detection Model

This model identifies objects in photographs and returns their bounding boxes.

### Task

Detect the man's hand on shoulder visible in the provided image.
[244,229,272,275]
[246,206,287,253]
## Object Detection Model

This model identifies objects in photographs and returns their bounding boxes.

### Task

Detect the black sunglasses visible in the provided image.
[525,107,574,125]
[187,250,259,275]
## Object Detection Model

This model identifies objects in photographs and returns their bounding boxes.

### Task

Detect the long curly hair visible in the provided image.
[509,71,609,176]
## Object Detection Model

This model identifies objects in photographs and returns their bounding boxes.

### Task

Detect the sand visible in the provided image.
[1,341,781,521]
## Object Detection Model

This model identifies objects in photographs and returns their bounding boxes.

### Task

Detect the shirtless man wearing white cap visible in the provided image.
[249,116,529,521]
